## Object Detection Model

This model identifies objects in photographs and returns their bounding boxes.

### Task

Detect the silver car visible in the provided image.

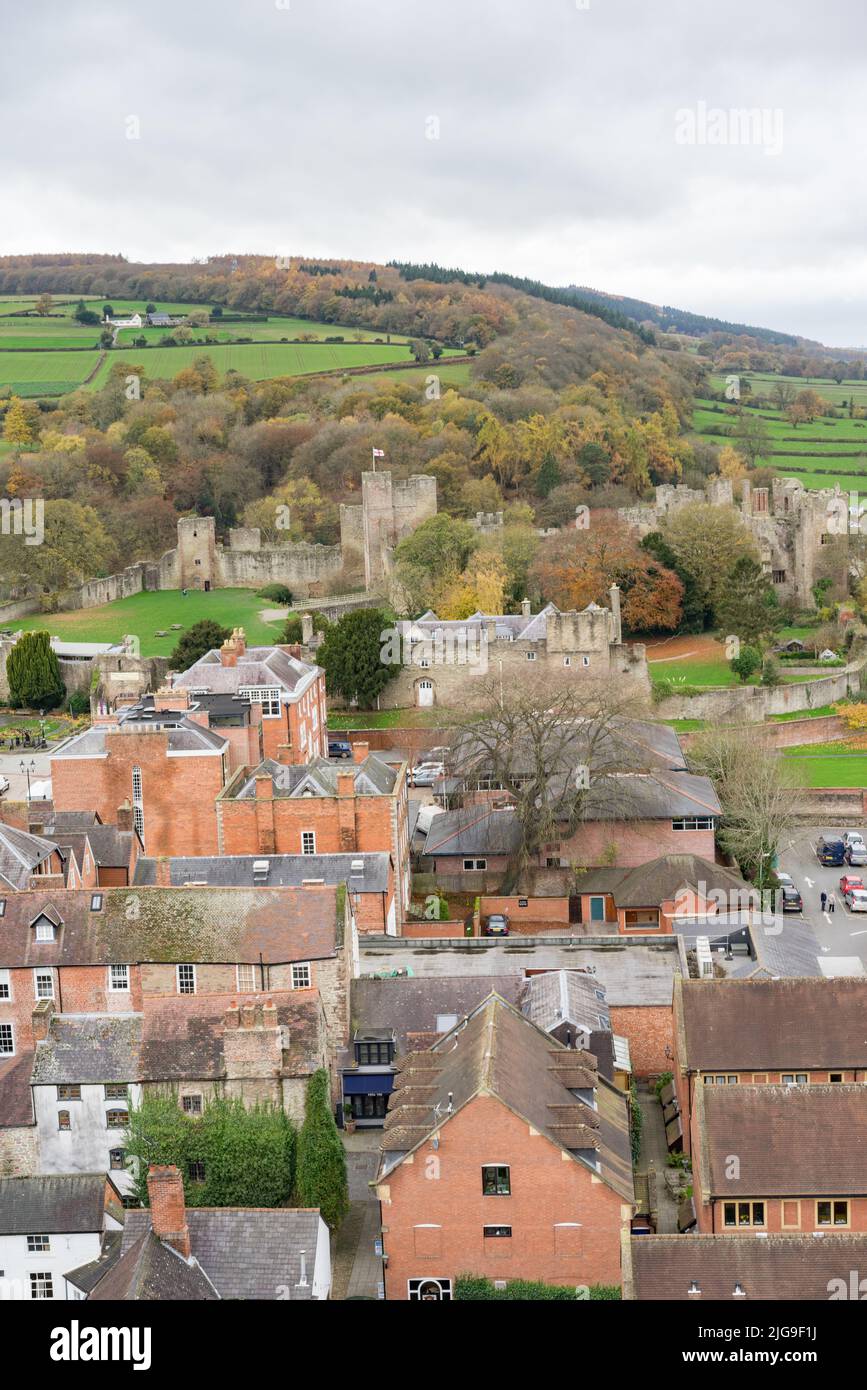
[845,888,867,912]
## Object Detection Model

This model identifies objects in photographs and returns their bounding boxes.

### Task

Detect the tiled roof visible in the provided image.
[519,970,612,1034]
[0,885,340,966]
[52,717,226,758]
[676,977,867,1071]
[64,1230,123,1294]
[0,823,60,890]
[423,807,522,857]
[578,855,748,909]
[696,1083,867,1198]
[628,1233,867,1300]
[140,992,325,1081]
[379,993,634,1204]
[0,1052,35,1126]
[88,1230,218,1301]
[350,974,524,1054]
[0,1173,119,1235]
[174,647,321,700]
[133,852,391,893]
[108,1208,324,1299]
[232,753,397,800]
[31,1015,141,1085]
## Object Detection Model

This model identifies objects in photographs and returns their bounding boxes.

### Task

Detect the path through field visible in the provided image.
[643,633,726,664]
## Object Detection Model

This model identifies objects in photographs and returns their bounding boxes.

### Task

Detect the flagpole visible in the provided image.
[372,446,376,473]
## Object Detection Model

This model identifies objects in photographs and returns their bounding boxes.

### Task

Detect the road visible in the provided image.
[0,747,54,803]
[777,824,867,967]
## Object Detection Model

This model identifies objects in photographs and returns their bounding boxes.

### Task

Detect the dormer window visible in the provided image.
[34,918,55,943]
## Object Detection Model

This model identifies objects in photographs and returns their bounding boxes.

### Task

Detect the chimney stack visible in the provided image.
[352,741,369,765]
[301,614,314,645]
[32,998,55,1043]
[147,1165,191,1259]
[116,799,133,833]
[608,584,622,645]
[224,1000,240,1030]
[155,857,172,887]
[521,598,531,620]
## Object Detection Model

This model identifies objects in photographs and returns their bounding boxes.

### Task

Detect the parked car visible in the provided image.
[327,739,353,759]
[411,762,445,786]
[775,870,794,888]
[844,887,867,912]
[839,874,864,896]
[842,831,866,850]
[780,884,803,912]
[817,837,846,866]
[483,913,509,937]
[0,775,8,795]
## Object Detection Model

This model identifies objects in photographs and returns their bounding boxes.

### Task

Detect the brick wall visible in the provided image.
[0,1124,38,1178]
[608,1005,674,1078]
[378,1094,629,1298]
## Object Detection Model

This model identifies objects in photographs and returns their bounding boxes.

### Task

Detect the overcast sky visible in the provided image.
[4,0,867,346]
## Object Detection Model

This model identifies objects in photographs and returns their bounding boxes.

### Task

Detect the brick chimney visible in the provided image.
[155,857,172,887]
[337,771,357,851]
[220,627,247,668]
[224,997,284,1080]
[147,1165,191,1259]
[116,799,133,833]
[32,998,55,1042]
[352,741,369,765]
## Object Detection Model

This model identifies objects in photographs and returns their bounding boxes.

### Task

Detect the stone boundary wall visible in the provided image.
[655,664,864,723]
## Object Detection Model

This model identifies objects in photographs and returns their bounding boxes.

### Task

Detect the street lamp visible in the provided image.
[19,759,36,800]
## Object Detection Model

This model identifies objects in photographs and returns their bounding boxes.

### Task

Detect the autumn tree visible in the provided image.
[2,396,34,446]
[715,556,777,646]
[661,502,758,622]
[688,728,800,886]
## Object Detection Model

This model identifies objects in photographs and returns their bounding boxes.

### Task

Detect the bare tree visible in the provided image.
[446,673,650,886]
[687,727,802,887]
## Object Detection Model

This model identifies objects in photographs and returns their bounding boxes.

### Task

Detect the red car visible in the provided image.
[839,874,864,896]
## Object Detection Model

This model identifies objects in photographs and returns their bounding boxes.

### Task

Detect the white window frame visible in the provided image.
[176,964,196,995]
[29,1272,53,1300]
[239,685,281,718]
[301,830,316,856]
[182,1094,203,1115]
[408,1277,452,1301]
[132,765,144,843]
[0,969,10,1001]
[672,816,715,832]
[34,918,55,943]
[526,651,537,661]
[0,1022,14,1056]
[33,968,54,1001]
[236,963,257,992]
[581,655,590,668]
[27,1234,50,1253]
[291,962,311,990]
[109,964,130,993]
[462,858,487,871]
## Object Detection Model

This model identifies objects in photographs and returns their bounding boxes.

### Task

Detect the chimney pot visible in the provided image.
[225,1001,240,1030]
[352,740,369,765]
[241,1001,256,1029]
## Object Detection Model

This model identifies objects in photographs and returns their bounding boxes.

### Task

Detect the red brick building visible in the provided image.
[672,977,867,1152]
[170,628,327,765]
[375,994,634,1300]
[217,743,410,926]
[51,709,228,858]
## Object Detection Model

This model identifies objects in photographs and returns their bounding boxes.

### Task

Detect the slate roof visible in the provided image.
[423,807,522,857]
[133,851,391,894]
[731,919,826,979]
[231,753,397,799]
[106,1208,324,1300]
[628,1233,867,1301]
[0,823,60,890]
[350,973,524,1054]
[50,826,138,879]
[37,810,100,833]
[0,885,340,966]
[675,977,867,1071]
[379,993,634,1204]
[696,1083,867,1198]
[88,1230,218,1301]
[174,646,321,701]
[65,1230,123,1294]
[31,1015,142,1085]
[0,1173,119,1234]
[519,970,612,1034]
[52,716,226,758]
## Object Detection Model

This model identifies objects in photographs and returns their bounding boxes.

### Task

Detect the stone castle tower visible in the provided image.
[340,471,438,590]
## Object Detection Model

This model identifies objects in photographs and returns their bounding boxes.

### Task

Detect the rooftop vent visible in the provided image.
[252,860,270,880]
[350,859,365,876]
[695,936,714,979]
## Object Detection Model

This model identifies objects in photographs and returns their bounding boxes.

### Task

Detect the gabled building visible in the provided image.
[518,970,631,1088]
[689,1082,867,1235]
[672,977,867,1149]
[87,1165,331,1300]
[0,1172,124,1300]
[170,627,328,764]
[0,823,66,892]
[375,993,634,1299]
[574,855,751,934]
[623,1230,867,1301]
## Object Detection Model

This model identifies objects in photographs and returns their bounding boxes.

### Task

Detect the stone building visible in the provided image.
[339,470,438,589]
[379,588,649,709]
[619,477,849,608]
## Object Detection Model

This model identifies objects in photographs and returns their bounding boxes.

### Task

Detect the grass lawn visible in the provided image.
[0,348,100,396]
[650,658,815,688]
[782,743,867,787]
[693,390,867,488]
[327,708,449,730]
[10,590,289,657]
[349,362,473,390]
[114,317,413,347]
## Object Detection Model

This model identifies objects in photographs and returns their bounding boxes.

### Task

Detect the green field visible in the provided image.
[650,657,816,689]
[782,741,867,787]
[114,316,412,347]
[9,590,290,656]
[0,348,101,396]
[87,341,459,390]
[694,390,867,489]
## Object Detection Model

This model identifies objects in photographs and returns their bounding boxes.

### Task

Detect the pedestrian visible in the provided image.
[820,890,827,911]
[828,891,836,914]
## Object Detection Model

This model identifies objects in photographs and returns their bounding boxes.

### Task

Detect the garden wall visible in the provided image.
[656,665,863,724]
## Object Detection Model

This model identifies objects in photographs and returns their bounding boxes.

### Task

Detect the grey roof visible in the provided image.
[733,919,826,978]
[133,851,391,893]
[578,855,747,909]
[174,646,321,700]
[0,1174,118,1235]
[52,716,226,758]
[65,1230,123,1294]
[88,1230,218,1301]
[0,823,60,890]
[423,807,522,857]
[350,973,524,1053]
[37,810,100,833]
[233,753,396,799]
[519,970,612,1034]
[51,826,137,875]
[114,1208,324,1299]
[31,1015,142,1085]
[629,1233,867,1301]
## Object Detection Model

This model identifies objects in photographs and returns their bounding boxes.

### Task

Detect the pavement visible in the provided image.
[0,747,53,802]
[635,1083,680,1234]
[330,1134,384,1301]
[776,824,867,970]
